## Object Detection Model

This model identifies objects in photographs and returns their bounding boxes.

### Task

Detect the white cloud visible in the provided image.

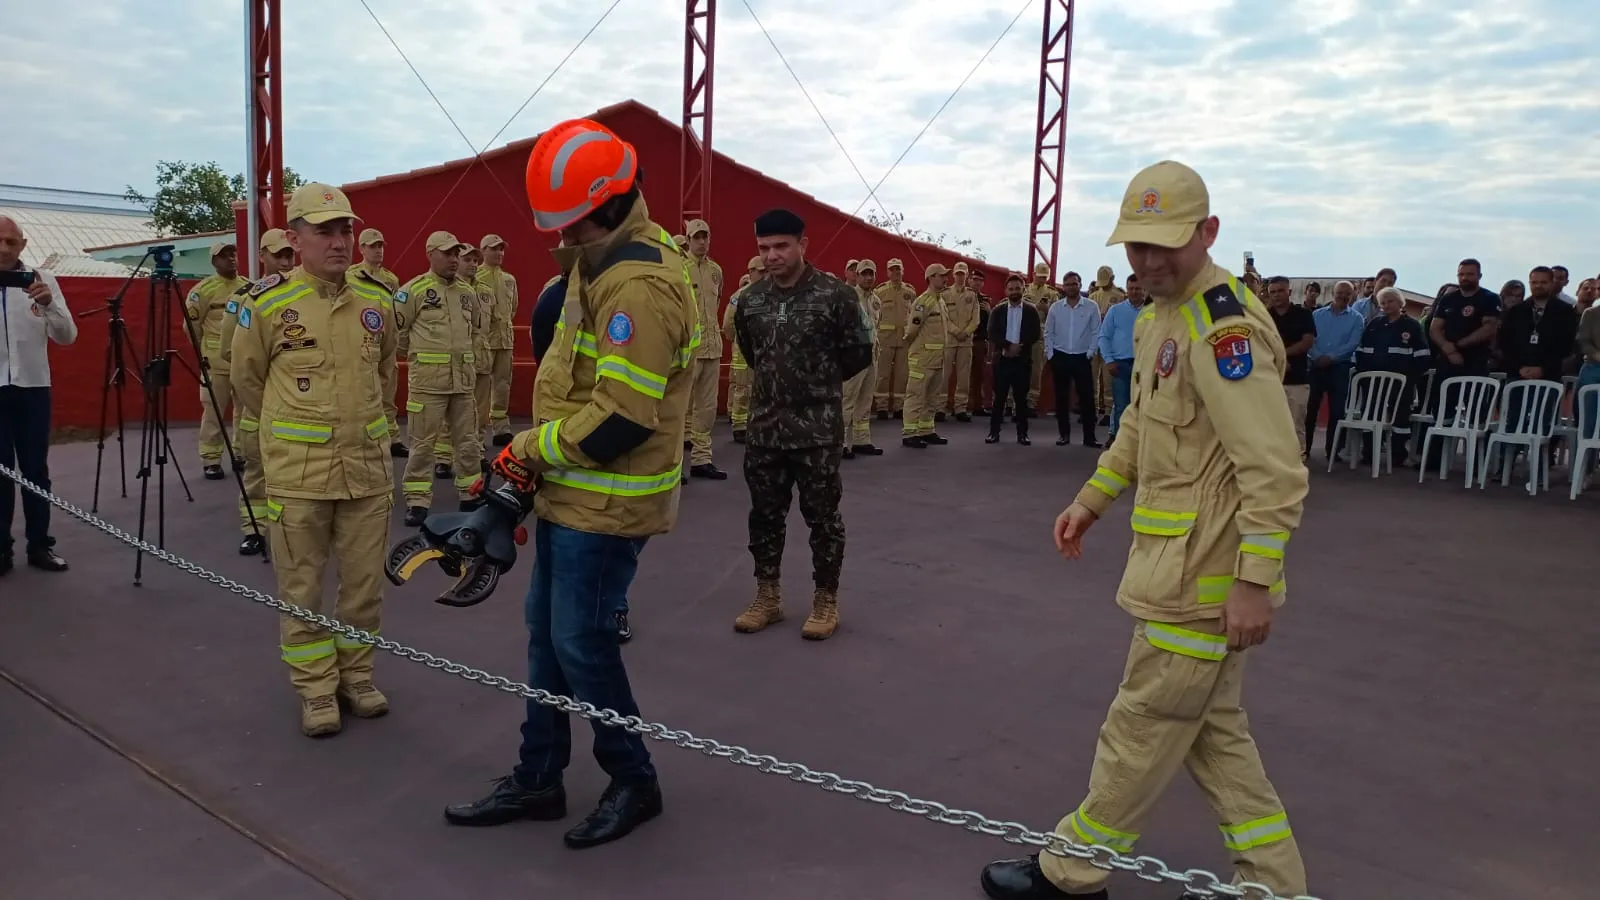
[2,0,1597,293]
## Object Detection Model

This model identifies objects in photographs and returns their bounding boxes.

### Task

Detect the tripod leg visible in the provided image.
[93,336,115,514]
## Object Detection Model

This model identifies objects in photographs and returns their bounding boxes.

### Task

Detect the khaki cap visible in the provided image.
[846,259,859,269]
[887,258,904,270]
[1106,160,1210,249]
[747,255,763,270]
[480,233,507,249]
[925,263,949,278]
[673,235,688,248]
[1033,262,1051,275]
[857,259,877,272]
[259,229,291,254]
[952,261,969,274]
[462,244,483,257]
[287,183,360,225]
[358,228,385,246]
[685,219,710,237]
[209,240,236,258]
[425,231,471,253]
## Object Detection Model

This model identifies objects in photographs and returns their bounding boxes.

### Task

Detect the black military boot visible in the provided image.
[935,411,947,423]
[690,463,727,480]
[239,534,266,556]
[563,777,663,849]
[444,774,567,827]
[902,436,927,449]
[842,446,856,460]
[852,443,883,456]
[26,548,68,572]
[955,411,972,422]
[203,464,225,480]
[390,441,409,458]
[732,429,746,443]
[404,506,428,527]
[980,855,1100,900]
[924,433,949,445]
[434,463,453,480]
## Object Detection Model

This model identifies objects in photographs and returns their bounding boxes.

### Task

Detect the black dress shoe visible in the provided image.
[902,437,927,449]
[26,548,68,572]
[391,441,409,458]
[1084,438,1103,449]
[852,444,883,456]
[955,412,972,422]
[239,534,266,556]
[690,463,728,480]
[563,778,662,849]
[1056,438,1071,446]
[924,433,948,445]
[1018,435,1031,446]
[980,855,1097,899]
[444,774,567,827]
[404,506,428,527]
[985,433,1000,444]
[203,464,226,480]
[434,463,453,480]
[842,447,855,460]
[616,610,633,644]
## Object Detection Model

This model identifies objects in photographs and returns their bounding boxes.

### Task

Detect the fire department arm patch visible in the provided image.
[606,311,634,345]
[1207,324,1254,381]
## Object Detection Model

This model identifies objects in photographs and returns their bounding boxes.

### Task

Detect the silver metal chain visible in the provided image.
[0,462,1319,900]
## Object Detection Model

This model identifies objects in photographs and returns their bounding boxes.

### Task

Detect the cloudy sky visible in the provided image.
[5,0,1597,293]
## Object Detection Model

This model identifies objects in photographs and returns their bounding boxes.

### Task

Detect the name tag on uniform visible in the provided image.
[278,338,318,352]
[777,301,788,324]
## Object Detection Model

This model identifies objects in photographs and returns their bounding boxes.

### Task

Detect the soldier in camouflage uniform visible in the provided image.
[731,209,874,641]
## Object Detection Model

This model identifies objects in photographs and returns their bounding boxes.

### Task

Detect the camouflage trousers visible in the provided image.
[743,444,845,591]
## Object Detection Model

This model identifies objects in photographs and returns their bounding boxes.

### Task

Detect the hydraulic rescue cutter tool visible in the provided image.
[384,478,535,607]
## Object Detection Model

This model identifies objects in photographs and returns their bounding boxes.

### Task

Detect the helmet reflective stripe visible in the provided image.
[549,130,612,190]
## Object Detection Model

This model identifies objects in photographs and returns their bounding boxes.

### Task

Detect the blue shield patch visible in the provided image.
[1208,325,1253,381]
[225,299,239,315]
[361,308,384,333]
[606,311,634,345]
[238,306,253,330]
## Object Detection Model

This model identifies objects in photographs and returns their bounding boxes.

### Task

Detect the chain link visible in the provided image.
[0,462,1319,900]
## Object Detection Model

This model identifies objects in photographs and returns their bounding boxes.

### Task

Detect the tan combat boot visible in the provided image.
[337,681,390,719]
[301,695,342,737]
[733,580,784,633]
[801,587,839,641]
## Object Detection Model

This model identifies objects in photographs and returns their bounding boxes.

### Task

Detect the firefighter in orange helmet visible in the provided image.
[444,119,697,849]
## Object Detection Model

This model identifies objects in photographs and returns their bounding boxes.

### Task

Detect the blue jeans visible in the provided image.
[1108,359,1133,437]
[514,520,655,786]
[1580,362,1600,440]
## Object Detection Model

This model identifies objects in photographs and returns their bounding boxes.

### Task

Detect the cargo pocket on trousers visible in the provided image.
[1125,623,1225,721]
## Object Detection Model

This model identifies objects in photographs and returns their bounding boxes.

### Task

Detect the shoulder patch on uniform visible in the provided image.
[225,299,239,315]
[606,311,634,345]
[238,306,253,330]
[1201,283,1245,322]
[395,289,409,304]
[249,274,283,297]
[1207,324,1253,380]
[232,282,251,296]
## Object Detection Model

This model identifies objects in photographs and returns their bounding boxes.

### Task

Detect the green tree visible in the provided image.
[865,209,987,262]
[125,161,306,236]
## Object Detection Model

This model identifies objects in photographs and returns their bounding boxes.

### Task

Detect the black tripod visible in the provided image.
[88,259,168,513]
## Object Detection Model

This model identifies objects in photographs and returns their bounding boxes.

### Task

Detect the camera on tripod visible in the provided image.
[149,244,177,277]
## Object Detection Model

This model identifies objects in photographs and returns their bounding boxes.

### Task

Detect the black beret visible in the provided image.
[754,208,805,238]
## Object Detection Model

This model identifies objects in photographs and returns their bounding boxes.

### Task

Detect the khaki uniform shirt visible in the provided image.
[945,286,980,345]
[396,272,478,395]
[475,265,518,351]
[687,254,724,360]
[903,289,949,369]
[348,261,399,294]
[872,281,916,349]
[186,274,250,372]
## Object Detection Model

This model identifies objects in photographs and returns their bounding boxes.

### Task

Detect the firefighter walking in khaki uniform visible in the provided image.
[1089,265,1127,421]
[220,229,297,555]
[943,261,980,421]
[1023,262,1059,413]
[724,255,764,442]
[683,218,729,479]
[980,161,1311,900]
[872,259,915,416]
[901,263,950,448]
[186,241,250,478]
[843,259,883,458]
[477,234,518,447]
[349,229,405,457]
[230,183,398,738]
[396,232,483,526]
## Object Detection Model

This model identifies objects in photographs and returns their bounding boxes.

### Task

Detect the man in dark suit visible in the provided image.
[986,273,1042,445]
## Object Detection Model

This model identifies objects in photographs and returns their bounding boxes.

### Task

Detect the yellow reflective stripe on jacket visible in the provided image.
[1219,812,1292,852]
[238,417,260,432]
[544,463,683,497]
[265,499,284,521]
[1067,804,1138,853]
[595,355,668,399]
[282,639,335,664]
[676,325,703,368]
[414,351,451,364]
[334,629,376,650]
[348,281,391,309]
[924,342,945,350]
[1240,531,1288,561]
[1146,622,1228,661]
[537,419,571,468]
[406,399,424,413]
[1129,506,1196,536]
[258,284,311,319]
[574,330,599,357]
[270,420,332,443]
[1197,575,1287,605]
[365,417,389,440]
[1179,275,1246,341]
[1088,466,1129,499]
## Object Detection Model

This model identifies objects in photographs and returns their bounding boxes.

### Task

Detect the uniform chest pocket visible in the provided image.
[1140,347,1201,480]
[1145,358,1196,427]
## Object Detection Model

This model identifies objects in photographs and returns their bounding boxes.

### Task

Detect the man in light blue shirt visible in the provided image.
[1305,280,1365,460]
[1350,267,1397,322]
[1095,273,1143,439]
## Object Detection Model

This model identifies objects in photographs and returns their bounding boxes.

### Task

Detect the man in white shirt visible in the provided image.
[0,216,77,576]
[1041,272,1102,447]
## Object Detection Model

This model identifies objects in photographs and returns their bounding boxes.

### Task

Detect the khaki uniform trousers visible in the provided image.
[198,369,233,463]
[728,363,751,430]
[1041,620,1307,897]
[1093,357,1110,416]
[688,358,719,465]
[401,391,483,506]
[1028,342,1045,409]
[384,376,400,445]
[267,493,392,698]
[844,353,877,446]
[475,372,493,441]
[901,358,944,438]
[234,413,268,536]
[944,343,974,414]
[1282,384,1310,455]
[489,349,515,438]
[873,345,910,413]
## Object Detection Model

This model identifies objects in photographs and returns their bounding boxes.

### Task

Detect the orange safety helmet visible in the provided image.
[525,118,638,232]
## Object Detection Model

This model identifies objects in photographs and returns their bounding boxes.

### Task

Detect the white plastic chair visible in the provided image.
[1402,368,1437,458]
[1329,371,1408,477]
[1551,375,1579,466]
[1479,379,1563,495]
[1570,384,1600,500]
[1417,375,1500,488]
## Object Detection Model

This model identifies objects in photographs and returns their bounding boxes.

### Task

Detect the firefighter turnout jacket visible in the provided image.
[187,273,251,373]
[395,273,477,395]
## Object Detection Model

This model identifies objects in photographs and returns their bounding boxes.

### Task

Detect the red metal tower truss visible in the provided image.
[679,0,717,226]
[1027,0,1075,281]
[246,0,284,277]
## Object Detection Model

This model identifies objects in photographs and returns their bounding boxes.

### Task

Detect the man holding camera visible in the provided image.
[0,216,76,575]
